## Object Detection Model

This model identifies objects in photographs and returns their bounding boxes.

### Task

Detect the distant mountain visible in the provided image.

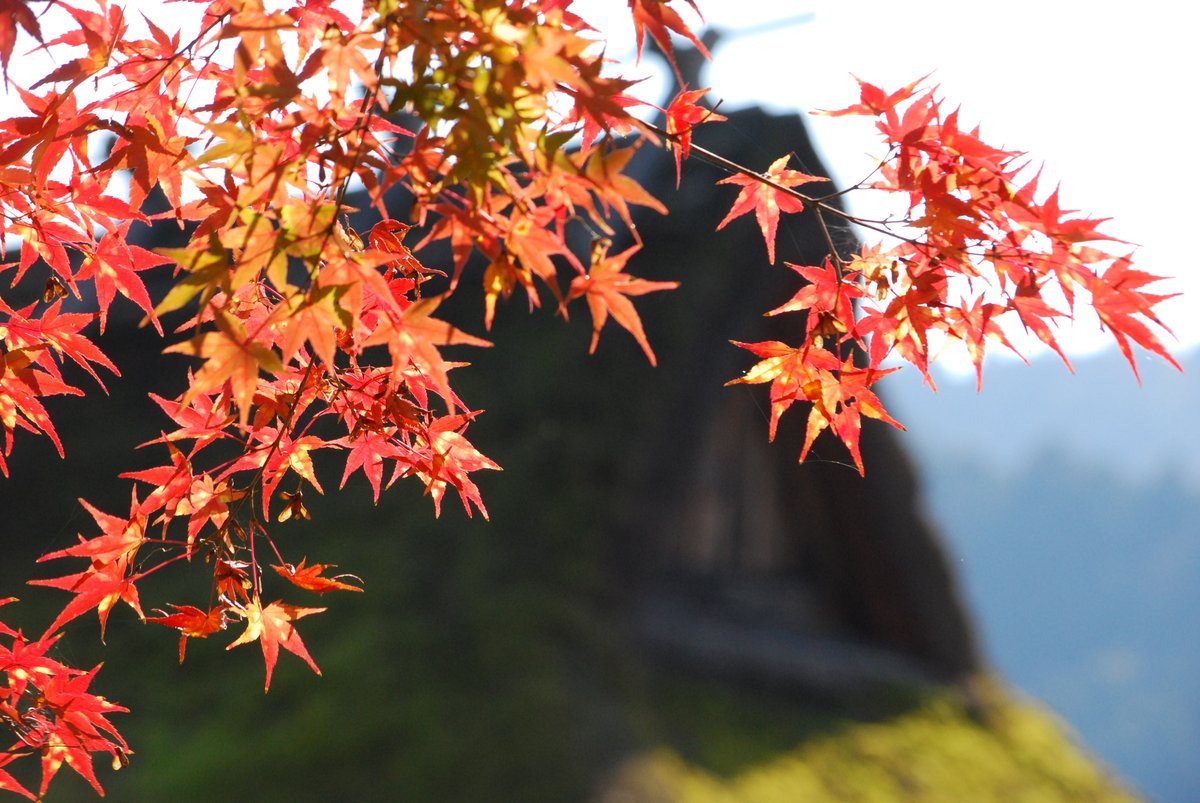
[885,346,1200,490]
[883,347,1200,803]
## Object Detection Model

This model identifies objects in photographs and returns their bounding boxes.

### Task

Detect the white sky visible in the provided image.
[575,0,1198,367]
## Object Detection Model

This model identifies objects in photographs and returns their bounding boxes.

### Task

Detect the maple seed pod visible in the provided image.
[812,312,847,339]
[44,277,68,302]
[278,490,310,522]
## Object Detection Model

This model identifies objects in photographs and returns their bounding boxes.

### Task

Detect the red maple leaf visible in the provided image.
[22,302,119,389]
[0,0,42,83]
[627,0,707,69]
[664,87,725,185]
[337,428,405,502]
[0,750,36,801]
[77,221,172,333]
[165,310,284,427]
[37,496,145,567]
[1087,256,1181,382]
[36,664,129,798]
[29,555,144,641]
[728,343,901,474]
[716,156,829,264]
[767,260,864,343]
[220,426,330,519]
[368,219,443,280]
[147,604,228,663]
[818,74,931,118]
[725,340,810,441]
[794,357,903,474]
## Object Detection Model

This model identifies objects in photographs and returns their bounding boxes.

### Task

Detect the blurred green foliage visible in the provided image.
[601,689,1139,803]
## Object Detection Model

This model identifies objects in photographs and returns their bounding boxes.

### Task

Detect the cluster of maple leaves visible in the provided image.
[0,0,1178,797]
[718,78,1180,471]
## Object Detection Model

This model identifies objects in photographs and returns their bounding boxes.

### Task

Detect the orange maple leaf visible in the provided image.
[226,597,325,692]
[413,414,501,519]
[728,343,902,474]
[566,243,678,365]
[272,559,363,594]
[165,310,284,427]
[78,221,172,333]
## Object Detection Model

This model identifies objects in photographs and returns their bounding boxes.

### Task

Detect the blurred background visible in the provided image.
[575,2,1200,799]
[1,2,1196,801]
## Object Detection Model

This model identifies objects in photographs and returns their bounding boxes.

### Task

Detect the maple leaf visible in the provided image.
[227,598,325,692]
[664,87,725,186]
[272,559,363,594]
[95,112,193,212]
[818,74,931,118]
[944,295,1024,391]
[36,664,129,798]
[2,299,117,390]
[29,555,144,641]
[9,216,84,290]
[268,283,350,367]
[503,205,580,300]
[0,750,37,801]
[855,259,950,380]
[582,144,668,234]
[728,342,902,473]
[77,221,172,334]
[165,310,284,427]
[145,389,236,451]
[0,0,41,84]
[368,219,445,281]
[725,340,809,441]
[565,243,678,365]
[766,260,864,344]
[412,414,501,519]
[627,0,708,68]
[337,428,405,502]
[220,426,329,519]
[1010,277,1072,370]
[361,295,491,407]
[37,496,145,567]
[1087,255,1182,382]
[716,156,829,264]
[0,353,84,463]
[482,252,539,331]
[147,605,228,663]
[571,87,645,152]
[795,358,903,474]
[120,443,195,528]
[0,627,69,698]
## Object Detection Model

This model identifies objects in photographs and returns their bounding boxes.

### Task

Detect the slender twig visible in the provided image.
[813,206,844,275]
[644,119,911,248]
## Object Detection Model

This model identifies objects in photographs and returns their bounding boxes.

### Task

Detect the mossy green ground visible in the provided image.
[602,682,1139,802]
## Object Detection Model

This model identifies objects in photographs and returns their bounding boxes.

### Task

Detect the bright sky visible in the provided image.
[575,0,1198,366]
